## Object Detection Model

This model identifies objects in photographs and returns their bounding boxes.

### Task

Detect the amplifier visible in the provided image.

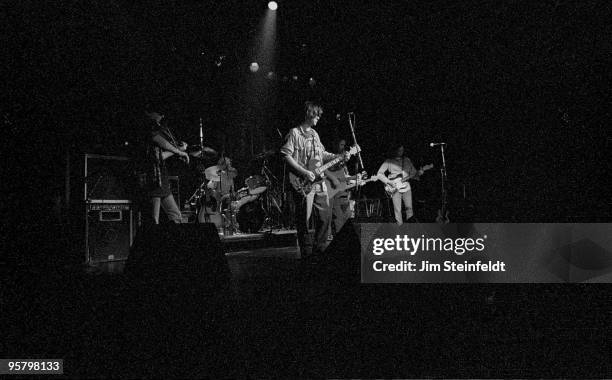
[86,201,133,263]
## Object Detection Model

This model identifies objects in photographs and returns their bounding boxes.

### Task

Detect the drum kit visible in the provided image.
[184,149,285,235]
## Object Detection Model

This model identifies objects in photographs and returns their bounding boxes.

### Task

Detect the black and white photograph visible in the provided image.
[2,0,611,378]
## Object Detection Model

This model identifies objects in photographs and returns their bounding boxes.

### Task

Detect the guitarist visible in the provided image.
[280,101,350,258]
[326,138,356,237]
[140,105,190,224]
[377,145,423,225]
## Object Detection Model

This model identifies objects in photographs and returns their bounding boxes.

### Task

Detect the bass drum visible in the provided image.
[236,199,265,233]
[245,175,267,195]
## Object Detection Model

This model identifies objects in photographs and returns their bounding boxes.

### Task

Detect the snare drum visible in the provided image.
[233,193,259,210]
[235,187,249,200]
[221,190,258,213]
[245,175,267,195]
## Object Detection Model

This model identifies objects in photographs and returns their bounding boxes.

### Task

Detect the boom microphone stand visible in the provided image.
[431,142,448,222]
[194,118,208,224]
[347,112,364,170]
[276,128,291,229]
[199,118,204,155]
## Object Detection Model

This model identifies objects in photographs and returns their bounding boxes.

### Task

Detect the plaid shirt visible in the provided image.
[281,127,335,165]
[281,126,335,192]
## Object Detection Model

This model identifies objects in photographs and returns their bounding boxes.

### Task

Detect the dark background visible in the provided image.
[3,2,612,378]
[3,0,611,230]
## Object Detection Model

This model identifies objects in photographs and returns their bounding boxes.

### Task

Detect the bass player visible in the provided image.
[377,145,424,225]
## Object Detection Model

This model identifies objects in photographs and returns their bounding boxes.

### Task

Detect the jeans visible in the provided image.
[292,189,331,256]
[151,194,182,224]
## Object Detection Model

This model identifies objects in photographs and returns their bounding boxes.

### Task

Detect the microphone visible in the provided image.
[199,118,204,150]
[276,128,282,138]
[430,142,446,147]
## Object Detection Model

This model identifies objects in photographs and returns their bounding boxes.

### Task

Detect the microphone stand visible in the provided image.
[347,113,364,171]
[195,118,205,224]
[276,128,288,229]
[436,144,449,222]
[199,118,204,155]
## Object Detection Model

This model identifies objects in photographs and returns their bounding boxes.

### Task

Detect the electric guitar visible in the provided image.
[325,173,381,199]
[384,164,434,195]
[161,141,190,163]
[289,145,361,196]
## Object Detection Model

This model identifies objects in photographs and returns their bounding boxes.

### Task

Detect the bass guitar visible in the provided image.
[289,145,361,196]
[384,164,434,196]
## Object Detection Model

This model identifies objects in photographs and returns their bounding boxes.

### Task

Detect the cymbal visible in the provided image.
[189,146,218,157]
[253,149,275,160]
[204,165,220,181]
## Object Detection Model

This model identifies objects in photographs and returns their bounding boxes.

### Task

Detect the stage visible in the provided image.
[4,237,611,378]
[218,228,301,255]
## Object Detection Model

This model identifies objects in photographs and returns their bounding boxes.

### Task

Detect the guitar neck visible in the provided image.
[392,166,432,182]
[314,155,345,175]
[327,176,376,197]
[346,177,377,189]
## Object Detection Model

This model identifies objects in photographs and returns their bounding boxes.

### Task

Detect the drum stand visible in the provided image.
[186,179,209,223]
[260,159,284,230]
[221,188,239,235]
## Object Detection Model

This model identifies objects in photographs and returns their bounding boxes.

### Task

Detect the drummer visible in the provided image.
[207,157,238,197]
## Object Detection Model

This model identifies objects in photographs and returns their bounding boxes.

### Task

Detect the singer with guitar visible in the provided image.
[141,105,190,224]
[325,138,376,236]
[378,145,430,225]
[281,102,356,258]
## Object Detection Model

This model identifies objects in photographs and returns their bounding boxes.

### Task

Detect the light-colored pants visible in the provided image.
[151,194,182,224]
[391,190,413,225]
[294,189,331,255]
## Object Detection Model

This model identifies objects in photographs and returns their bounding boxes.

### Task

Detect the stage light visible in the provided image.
[268,1,278,10]
[249,62,260,72]
[215,55,225,67]
[309,77,316,87]
[267,71,275,79]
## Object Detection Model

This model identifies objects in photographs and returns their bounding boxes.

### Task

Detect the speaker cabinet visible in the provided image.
[86,201,133,263]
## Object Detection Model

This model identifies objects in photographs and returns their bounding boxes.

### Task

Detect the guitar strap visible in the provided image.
[307,135,315,162]
[388,157,404,180]
[298,126,316,163]
[162,125,179,147]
